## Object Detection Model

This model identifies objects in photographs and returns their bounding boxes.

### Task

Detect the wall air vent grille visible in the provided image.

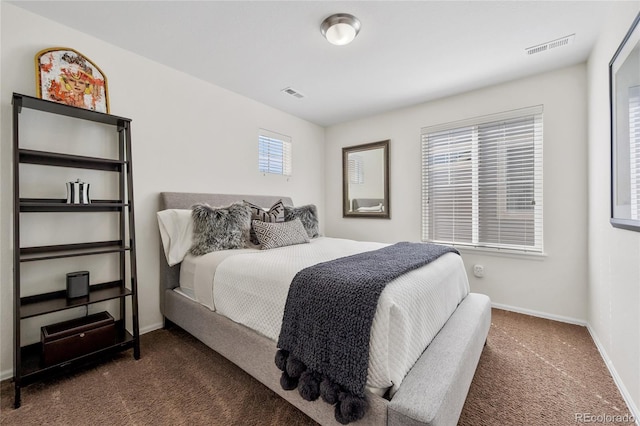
[281,87,305,99]
[526,34,575,55]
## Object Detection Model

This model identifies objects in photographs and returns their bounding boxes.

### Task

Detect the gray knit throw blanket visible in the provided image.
[275,242,459,424]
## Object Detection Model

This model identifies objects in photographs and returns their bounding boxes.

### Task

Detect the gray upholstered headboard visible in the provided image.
[158,192,293,314]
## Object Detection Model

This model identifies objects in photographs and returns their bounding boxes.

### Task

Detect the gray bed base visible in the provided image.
[159,192,491,426]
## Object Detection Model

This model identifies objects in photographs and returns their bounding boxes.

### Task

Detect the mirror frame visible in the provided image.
[609,12,640,232]
[342,139,390,219]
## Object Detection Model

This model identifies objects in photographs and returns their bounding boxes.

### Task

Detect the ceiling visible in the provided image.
[10,1,617,127]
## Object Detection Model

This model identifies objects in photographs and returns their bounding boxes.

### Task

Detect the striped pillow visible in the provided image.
[244,200,285,245]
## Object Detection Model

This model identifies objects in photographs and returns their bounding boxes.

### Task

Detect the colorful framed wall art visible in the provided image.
[35,47,109,113]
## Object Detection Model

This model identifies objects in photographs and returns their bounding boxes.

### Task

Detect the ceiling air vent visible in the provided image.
[281,87,305,99]
[526,34,575,55]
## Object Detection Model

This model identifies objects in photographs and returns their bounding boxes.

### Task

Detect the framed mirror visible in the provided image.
[343,140,390,218]
[610,12,640,232]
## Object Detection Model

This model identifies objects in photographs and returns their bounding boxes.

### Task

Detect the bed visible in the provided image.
[158,192,491,426]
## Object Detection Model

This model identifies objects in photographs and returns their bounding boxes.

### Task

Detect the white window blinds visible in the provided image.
[421,106,543,253]
[259,129,292,176]
[629,86,640,220]
[348,154,364,184]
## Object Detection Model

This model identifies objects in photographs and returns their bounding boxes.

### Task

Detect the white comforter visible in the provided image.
[178,237,469,395]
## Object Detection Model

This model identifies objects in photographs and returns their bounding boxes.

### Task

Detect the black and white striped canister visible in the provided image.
[66,179,91,204]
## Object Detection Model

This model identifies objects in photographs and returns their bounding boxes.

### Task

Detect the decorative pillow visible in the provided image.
[252,218,310,250]
[189,202,252,256]
[157,209,193,266]
[284,204,319,238]
[244,199,285,245]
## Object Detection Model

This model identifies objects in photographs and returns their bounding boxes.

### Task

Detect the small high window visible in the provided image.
[259,129,292,176]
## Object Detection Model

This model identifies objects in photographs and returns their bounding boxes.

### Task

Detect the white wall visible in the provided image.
[587,3,640,417]
[325,64,589,323]
[0,3,325,378]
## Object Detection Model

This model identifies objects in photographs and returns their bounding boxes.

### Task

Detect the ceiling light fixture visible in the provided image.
[321,13,361,46]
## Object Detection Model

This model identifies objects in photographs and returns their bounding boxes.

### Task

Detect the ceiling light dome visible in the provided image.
[321,13,361,46]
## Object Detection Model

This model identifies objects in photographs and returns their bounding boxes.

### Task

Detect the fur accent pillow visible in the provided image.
[284,204,319,238]
[244,200,285,245]
[252,218,310,250]
[189,202,252,256]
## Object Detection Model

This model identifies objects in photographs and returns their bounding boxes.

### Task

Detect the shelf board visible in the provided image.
[19,325,135,384]
[19,149,125,171]
[13,93,131,127]
[20,281,132,319]
[20,198,127,212]
[20,241,129,262]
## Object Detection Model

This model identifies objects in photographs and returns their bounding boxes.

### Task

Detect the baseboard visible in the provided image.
[491,302,587,326]
[0,322,165,383]
[587,324,640,425]
[0,368,12,381]
[140,321,164,335]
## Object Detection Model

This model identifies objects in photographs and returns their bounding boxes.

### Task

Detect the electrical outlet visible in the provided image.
[473,264,484,278]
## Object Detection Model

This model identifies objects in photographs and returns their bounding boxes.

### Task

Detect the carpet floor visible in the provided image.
[0,308,634,425]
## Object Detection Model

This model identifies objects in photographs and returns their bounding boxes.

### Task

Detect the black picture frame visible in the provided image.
[610,12,640,232]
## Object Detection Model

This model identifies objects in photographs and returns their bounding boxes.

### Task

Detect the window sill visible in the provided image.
[453,245,547,261]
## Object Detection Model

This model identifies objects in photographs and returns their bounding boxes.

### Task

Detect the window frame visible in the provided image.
[421,106,544,254]
[258,129,292,177]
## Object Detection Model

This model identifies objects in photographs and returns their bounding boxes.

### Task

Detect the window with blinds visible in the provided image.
[629,86,640,220]
[259,129,292,176]
[421,106,543,253]
[348,154,364,184]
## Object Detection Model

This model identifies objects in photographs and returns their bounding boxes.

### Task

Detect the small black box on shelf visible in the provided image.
[66,271,89,299]
[41,311,116,367]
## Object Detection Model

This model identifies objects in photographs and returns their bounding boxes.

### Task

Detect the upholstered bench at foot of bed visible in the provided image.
[388,293,491,426]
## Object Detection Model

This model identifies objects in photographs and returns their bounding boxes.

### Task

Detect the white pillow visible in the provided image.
[157,209,193,266]
[356,203,383,212]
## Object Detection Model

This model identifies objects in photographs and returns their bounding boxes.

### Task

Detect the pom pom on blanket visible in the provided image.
[280,371,299,391]
[286,356,306,378]
[320,377,341,405]
[275,349,289,371]
[298,371,321,401]
[335,394,368,424]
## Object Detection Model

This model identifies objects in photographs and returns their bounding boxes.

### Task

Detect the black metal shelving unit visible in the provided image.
[11,93,140,408]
